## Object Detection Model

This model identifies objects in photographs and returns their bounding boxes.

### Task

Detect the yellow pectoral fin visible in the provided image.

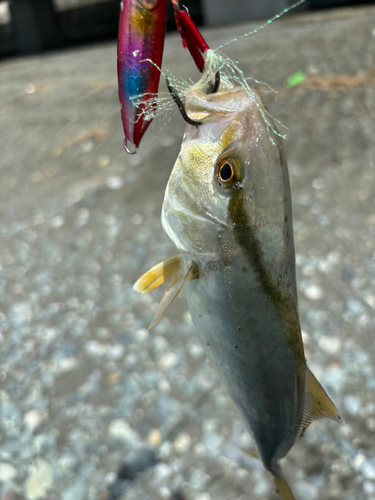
[300,366,344,436]
[148,261,198,330]
[133,256,182,293]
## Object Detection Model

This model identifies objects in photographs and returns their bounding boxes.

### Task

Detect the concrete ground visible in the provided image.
[1,5,375,500]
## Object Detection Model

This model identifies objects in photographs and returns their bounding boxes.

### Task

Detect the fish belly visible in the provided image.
[185,262,301,470]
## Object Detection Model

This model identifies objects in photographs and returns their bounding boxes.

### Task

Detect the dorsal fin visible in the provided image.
[148,261,198,329]
[299,367,343,436]
[133,255,182,293]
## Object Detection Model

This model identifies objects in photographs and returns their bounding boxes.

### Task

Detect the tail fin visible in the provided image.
[272,466,296,500]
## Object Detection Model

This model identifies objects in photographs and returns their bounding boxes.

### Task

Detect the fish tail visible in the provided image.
[272,465,296,500]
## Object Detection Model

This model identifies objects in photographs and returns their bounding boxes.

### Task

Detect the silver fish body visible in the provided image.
[136,64,342,499]
[186,258,301,471]
[162,83,304,474]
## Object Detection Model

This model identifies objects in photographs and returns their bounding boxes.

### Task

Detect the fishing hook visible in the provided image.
[210,70,220,93]
[166,78,202,127]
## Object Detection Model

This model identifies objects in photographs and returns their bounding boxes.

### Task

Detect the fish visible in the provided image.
[117,0,168,152]
[133,51,343,500]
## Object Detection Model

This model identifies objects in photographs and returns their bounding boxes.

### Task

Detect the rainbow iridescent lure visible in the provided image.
[117,0,167,152]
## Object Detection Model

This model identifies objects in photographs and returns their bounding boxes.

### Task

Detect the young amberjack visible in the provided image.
[134,56,342,500]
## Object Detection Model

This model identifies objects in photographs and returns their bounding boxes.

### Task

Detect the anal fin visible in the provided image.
[241,447,259,459]
[300,366,343,436]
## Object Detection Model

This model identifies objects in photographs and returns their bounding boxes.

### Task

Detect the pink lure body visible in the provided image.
[117,0,167,150]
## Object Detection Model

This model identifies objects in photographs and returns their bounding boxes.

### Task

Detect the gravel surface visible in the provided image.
[1,6,375,500]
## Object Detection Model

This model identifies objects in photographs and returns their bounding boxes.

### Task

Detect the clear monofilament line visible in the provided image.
[204,50,288,143]
[216,0,306,51]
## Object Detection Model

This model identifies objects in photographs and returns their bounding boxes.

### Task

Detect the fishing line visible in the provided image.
[204,50,289,143]
[215,0,307,51]
[130,59,191,123]
[132,1,306,142]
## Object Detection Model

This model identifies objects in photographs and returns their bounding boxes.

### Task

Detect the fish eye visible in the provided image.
[220,163,233,181]
[217,158,236,188]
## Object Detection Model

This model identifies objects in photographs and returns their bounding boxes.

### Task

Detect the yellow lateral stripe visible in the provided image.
[133,256,181,293]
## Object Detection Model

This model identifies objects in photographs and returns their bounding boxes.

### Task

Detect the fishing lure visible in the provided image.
[117,0,168,153]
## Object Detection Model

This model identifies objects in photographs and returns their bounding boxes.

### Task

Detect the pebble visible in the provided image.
[153,336,169,354]
[159,486,172,499]
[159,441,172,459]
[0,462,17,481]
[23,410,48,431]
[9,302,33,326]
[364,481,375,494]
[135,328,149,342]
[321,364,345,393]
[107,419,137,442]
[365,294,375,309]
[158,352,178,370]
[173,432,191,453]
[193,443,206,456]
[304,284,324,300]
[343,395,361,416]
[75,208,90,227]
[188,342,204,358]
[253,478,269,496]
[295,481,319,500]
[61,480,86,500]
[318,336,341,355]
[57,455,77,472]
[202,430,223,451]
[195,494,211,500]
[190,467,210,489]
[51,215,64,228]
[148,429,162,446]
[97,154,111,168]
[106,176,124,189]
[25,460,54,500]
[347,298,363,316]
[312,178,324,190]
[131,214,144,225]
[153,463,172,482]
[56,357,79,373]
[25,83,36,94]
[3,398,22,422]
[362,459,375,480]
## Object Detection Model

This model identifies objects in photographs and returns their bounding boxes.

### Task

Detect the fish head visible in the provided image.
[162,81,294,277]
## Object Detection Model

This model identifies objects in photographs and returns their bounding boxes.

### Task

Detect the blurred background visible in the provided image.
[0,0,375,57]
[1,1,375,500]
